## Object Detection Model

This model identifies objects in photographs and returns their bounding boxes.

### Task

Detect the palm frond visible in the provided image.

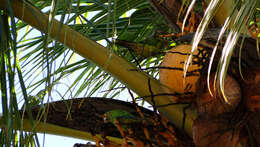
[16,0,168,100]
[185,0,260,103]
[217,0,258,103]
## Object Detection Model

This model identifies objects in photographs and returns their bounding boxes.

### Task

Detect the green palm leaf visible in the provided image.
[0,0,259,146]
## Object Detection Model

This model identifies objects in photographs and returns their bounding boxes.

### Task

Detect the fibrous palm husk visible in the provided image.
[196,74,241,116]
[193,115,240,147]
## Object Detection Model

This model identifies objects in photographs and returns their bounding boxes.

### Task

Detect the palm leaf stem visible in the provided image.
[0,117,123,144]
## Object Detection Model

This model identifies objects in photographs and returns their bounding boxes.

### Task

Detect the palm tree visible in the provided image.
[0,0,259,146]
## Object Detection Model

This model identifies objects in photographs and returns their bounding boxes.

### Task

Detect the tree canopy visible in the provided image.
[0,0,259,146]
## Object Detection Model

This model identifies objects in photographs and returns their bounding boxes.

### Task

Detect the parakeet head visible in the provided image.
[103,111,113,123]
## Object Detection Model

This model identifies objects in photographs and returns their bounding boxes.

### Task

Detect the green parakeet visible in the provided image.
[104,109,141,126]
[104,109,151,143]
[115,38,168,58]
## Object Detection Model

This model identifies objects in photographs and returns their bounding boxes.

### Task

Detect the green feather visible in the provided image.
[104,110,141,126]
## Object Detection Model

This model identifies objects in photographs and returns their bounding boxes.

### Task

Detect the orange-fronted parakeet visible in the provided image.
[104,110,150,145]
[104,109,142,127]
[115,38,168,58]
